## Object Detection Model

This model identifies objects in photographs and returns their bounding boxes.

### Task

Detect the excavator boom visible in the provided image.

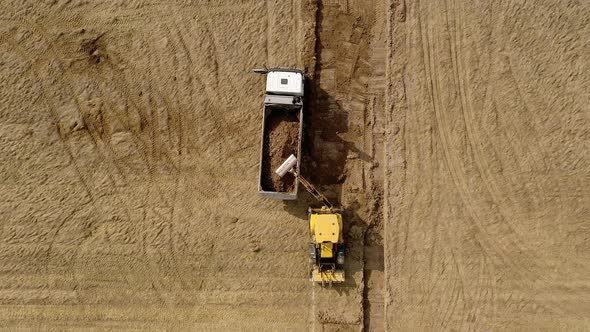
[275,154,333,207]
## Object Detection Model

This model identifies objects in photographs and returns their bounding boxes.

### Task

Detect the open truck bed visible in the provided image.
[254,68,305,200]
[258,95,303,200]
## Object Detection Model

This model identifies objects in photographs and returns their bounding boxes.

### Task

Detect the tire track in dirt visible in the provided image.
[0,28,111,302]
[86,40,192,302]
[418,1,565,323]
[148,20,190,290]
[0,31,95,205]
[29,22,176,176]
[23,16,187,303]
[418,0,543,284]
[159,19,236,204]
[203,19,221,92]
[164,23,190,291]
[442,0,529,272]
[309,286,317,332]
[445,1,566,300]
[265,0,271,63]
[136,19,198,294]
[412,1,489,327]
[27,24,170,298]
[0,0,328,328]
[450,2,580,306]
[386,0,590,329]
[449,0,534,254]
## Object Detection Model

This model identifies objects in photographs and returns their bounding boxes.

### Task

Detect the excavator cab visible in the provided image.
[309,207,345,286]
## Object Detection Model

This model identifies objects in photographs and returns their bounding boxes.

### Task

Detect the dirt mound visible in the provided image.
[261,109,300,192]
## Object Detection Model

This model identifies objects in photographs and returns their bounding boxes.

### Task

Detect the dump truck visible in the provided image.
[254,68,305,200]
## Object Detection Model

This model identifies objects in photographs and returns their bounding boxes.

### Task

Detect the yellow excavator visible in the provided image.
[276,155,345,286]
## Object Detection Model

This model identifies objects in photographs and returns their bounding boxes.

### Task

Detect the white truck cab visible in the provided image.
[265,71,304,96]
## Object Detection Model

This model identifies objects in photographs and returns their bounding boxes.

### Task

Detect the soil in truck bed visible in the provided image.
[261,109,300,192]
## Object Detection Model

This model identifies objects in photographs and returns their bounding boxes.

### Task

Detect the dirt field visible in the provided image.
[0,0,322,330]
[385,0,590,330]
[0,0,589,330]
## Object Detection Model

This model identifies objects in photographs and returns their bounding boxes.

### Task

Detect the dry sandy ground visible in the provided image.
[0,0,322,330]
[0,0,589,330]
[385,0,590,330]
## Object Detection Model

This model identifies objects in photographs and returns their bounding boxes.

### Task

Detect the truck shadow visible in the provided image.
[305,86,349,185]
[282,84,349,218]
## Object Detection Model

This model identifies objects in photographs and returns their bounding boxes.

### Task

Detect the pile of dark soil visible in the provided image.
[261,109,300,192]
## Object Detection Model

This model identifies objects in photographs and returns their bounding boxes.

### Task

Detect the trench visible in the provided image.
[304,0,387,330]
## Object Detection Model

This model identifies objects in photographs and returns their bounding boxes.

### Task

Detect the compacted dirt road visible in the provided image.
[0,0,589,330]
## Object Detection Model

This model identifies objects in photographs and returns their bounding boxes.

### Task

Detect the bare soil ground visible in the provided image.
[0,0,589,330]
[0,0,322,330]
[385,0,590,330]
